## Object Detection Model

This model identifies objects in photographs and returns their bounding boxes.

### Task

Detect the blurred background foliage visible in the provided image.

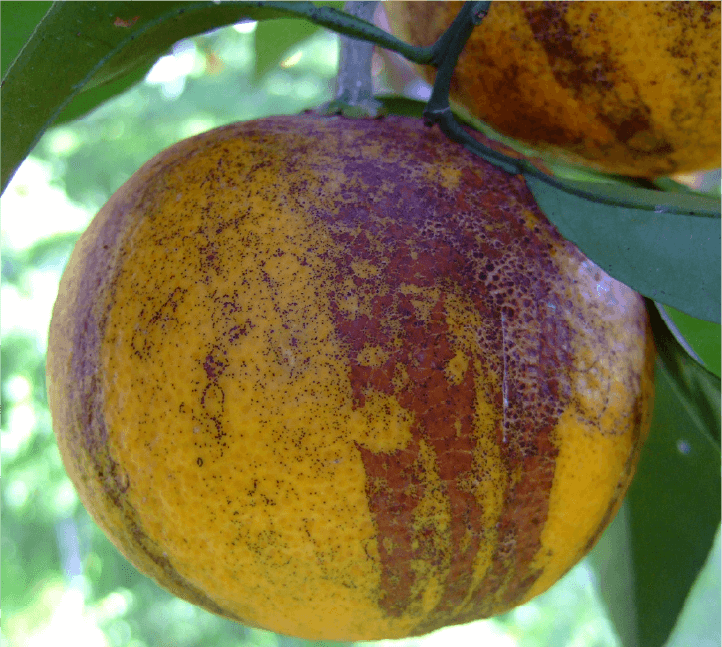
[2,7,720,647]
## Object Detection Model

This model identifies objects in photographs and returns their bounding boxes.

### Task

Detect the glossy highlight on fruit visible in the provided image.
[47,115,655,641]
[385,1,721,178]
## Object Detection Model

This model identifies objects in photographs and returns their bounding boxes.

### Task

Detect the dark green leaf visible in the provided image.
[525,175,721,323]
[1,1,276,192]
[1,1,153,126]
[626,359,721,647]
[662,306,721,378]
[55,62,157,127]
[0,1,54,78]
[647,300,721,448]
[376,94,426,118]
[577,304,720,647]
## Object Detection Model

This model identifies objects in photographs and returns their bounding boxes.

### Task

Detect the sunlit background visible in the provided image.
[2,15,719,647]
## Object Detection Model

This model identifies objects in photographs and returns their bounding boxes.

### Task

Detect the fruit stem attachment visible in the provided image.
[422,2,523,175]
[316,2,385,117]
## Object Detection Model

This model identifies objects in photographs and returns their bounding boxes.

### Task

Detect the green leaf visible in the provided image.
[666,525,721,647]
[54,63,157,127]
[0,1,263,192]
[1,0,411,195]
[1,1,155,128]
[662,305,722,378]
[648,300,721,449]
[376,94,426,118]
[525,175,721,324]
[0,1,54,78]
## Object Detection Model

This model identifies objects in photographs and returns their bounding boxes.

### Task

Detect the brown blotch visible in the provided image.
[522,2,673,155]
[524,2,615,92]
[282,116,574,627]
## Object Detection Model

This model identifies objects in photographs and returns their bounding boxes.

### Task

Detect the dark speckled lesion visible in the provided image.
[60,150,247,626]
[282,116,576,627]
[131,287,187,359]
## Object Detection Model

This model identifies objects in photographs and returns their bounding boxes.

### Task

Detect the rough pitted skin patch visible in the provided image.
[312,150,572,623]
[47,115,655,642]
[384,1,721,177]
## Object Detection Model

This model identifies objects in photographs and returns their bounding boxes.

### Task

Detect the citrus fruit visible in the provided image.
[47,114,655,640]
[384,1,721,178]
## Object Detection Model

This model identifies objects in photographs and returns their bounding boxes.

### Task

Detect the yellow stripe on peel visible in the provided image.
[525,407,636,601]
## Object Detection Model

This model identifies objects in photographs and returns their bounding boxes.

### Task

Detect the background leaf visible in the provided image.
[250,0,344,79]
[253,18,323,79]
[587,502,639,647]
[589,355,722,647]
[625,360,721,647]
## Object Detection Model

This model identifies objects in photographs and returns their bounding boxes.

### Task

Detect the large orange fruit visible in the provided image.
[384,1,721,178]
[47,115,655,640]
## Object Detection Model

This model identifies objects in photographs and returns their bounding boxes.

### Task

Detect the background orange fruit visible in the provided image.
[384,1,721,178]
[46,115,655,641]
